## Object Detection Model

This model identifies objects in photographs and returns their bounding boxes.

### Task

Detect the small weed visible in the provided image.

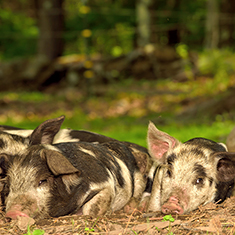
[84,227,95,232]
[23,225,45,235]
[161,215,175,235]
[71,218,75,232]
[84,217,99,233]
[162,214,175,222]
[131,229,138,235]
[155,226,160,232]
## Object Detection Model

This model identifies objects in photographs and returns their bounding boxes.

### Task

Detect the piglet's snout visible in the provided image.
[6,194,37,220]
[6,204,30,220]
[161,196,184,214]
[6,208,29,220]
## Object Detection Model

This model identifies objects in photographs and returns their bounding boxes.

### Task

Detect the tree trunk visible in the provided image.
[205,0,219,49]
[136,0,153,47]
[36,0,64,60]
[167,0,180,46]
[219,0,235,48]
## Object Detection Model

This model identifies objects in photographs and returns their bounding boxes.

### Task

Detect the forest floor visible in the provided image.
[1,197,235,234]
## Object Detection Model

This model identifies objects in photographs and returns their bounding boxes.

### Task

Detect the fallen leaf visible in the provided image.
[109,224,124,235]
[196,216,222,233]
[209,216,222,233]
[196,226,216,232]
[16,216,35,231]
[132,220,181,231]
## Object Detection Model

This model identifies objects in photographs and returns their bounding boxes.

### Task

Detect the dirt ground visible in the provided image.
[1,196,235,235]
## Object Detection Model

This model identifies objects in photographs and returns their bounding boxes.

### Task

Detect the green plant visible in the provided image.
[71,218,75,232]
[84,227,95,232]
[162,214,175,223]
[0,9,37,60]
[162,215,175,235]
[23,226,45,235]
[84,217,100,233]
[131,229,138,235]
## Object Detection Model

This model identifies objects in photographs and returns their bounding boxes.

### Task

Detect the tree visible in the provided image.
[219,0,235,48]
[35,0,64,60]
[136,0,153,47]
[167,0,181,46]
[205,0,219,49]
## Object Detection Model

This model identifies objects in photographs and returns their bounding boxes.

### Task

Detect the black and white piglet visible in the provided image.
[5,128,146,219]
[141,122,235,214]
[0,116,151,207]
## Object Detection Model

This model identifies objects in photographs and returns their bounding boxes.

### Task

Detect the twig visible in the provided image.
[123,208,137,234]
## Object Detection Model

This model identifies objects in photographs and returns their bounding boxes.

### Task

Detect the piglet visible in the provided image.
[5,123,146,219]
[0,116,151,209]
[141,122,235,214]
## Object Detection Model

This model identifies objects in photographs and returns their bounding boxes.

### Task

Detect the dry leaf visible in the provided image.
[16,216,35,231]
[209,216,222,233]
[196,226,216,232]
[196,216,222,233]
[109,224,124,235]
[132,220,181,231]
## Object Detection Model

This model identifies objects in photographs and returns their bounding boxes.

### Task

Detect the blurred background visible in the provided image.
[0,0,235,146]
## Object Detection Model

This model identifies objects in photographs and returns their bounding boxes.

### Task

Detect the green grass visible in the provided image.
[2,113,233,148]
[1,49,235,148]
[0,100,234,148]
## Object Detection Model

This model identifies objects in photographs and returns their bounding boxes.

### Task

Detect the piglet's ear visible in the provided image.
[0,154,10,175]
[29,116,65,146]
[147,122,179,163]
[215,152,235,182]
[41,149,79,176]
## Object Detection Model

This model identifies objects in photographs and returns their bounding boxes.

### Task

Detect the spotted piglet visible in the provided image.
[141,122,235,214]
[4,122,147,220]
[0,116,151,210]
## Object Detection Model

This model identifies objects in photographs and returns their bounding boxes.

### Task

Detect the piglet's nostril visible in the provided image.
[161,197,184,215]
[161,206,169,214]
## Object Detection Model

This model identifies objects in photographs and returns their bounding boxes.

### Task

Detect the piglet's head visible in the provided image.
[5,148,80,220]
[37,149,81,217]
[147,122,180,163]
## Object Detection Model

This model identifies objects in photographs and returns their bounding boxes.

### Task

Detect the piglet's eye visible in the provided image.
[166,169,172,177]
[195,178,203,185]
[38,179,47,187]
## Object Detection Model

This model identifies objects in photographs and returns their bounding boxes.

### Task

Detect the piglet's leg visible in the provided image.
[82,188,114,216]
[147,168,164,212]
[123,197,139,214]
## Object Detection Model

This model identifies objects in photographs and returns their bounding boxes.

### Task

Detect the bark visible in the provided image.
[219,0,235,47]
[35,0,64,60]
[167,0,181,46]
[136,0,153,47]
[205,0,219,49]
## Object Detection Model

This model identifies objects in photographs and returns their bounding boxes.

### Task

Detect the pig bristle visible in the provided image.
[0,133,26,156]
[62,173,82,194]
[78,146,96,158]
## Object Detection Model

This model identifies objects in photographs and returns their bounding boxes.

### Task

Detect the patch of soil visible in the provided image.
[1,197,235,234]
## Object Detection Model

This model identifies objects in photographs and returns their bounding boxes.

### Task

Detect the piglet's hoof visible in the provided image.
[123,198,139,214]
